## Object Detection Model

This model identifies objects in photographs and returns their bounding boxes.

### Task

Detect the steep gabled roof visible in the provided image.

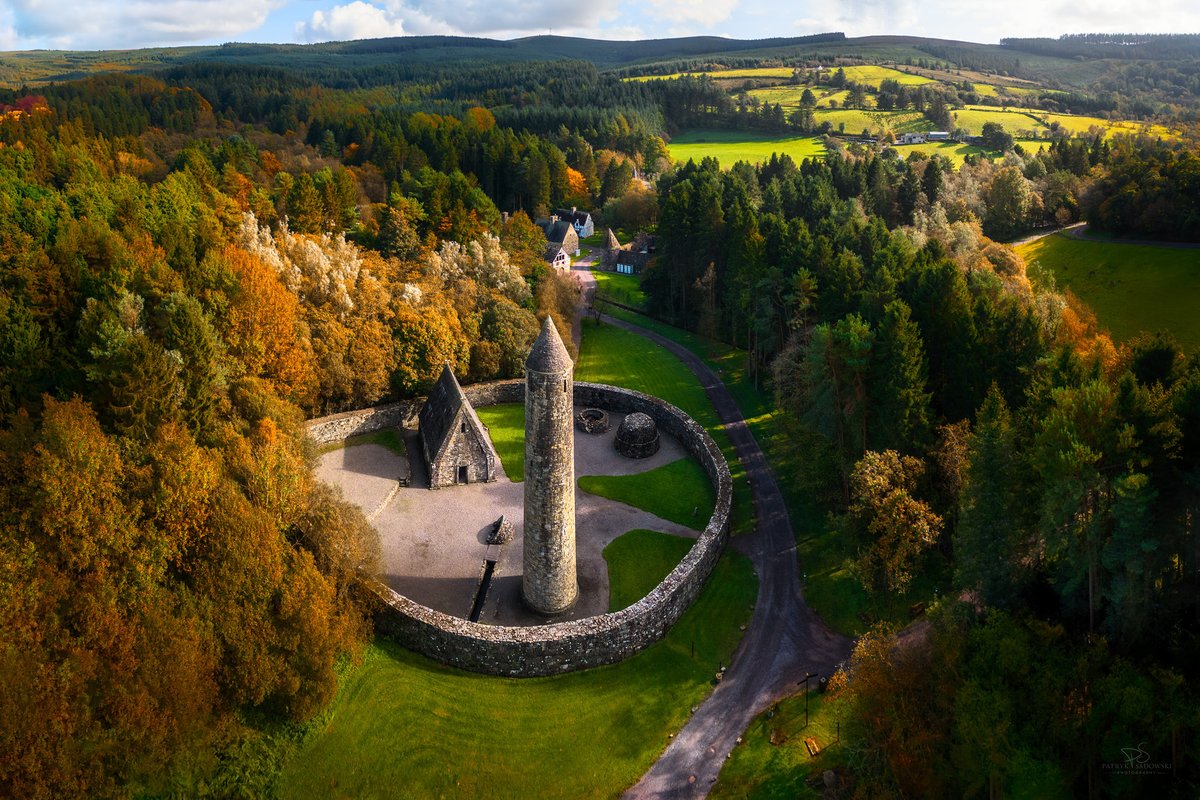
[537,217,573,245]
[604,228,621,250]
[419,364,469,461]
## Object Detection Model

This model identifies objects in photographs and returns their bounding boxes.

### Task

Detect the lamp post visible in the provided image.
[799,672,818,728]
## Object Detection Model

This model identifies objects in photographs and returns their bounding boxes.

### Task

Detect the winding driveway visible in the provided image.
[572,266,852,798]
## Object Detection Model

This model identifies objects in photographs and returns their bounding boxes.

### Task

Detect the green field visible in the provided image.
[813,108,927,135]
[837,64,934,87]
[951,106,1044,135]
[591,269,647,309]
[279,533,757,798]
[580,457,715,530]
[668,130,826,168]
[626,67,793,82]
[1018,232,1200,351]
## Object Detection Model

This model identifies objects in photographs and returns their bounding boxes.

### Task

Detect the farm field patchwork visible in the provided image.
[1018,232,1200,351]
[667,129,826,167]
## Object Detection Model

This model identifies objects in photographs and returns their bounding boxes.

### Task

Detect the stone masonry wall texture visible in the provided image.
[522,327,578,615]
[310,380,732,677]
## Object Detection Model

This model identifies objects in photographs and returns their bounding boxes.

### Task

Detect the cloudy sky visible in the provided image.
[1,0,1198,52]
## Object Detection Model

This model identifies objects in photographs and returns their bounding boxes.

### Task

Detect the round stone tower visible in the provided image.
[522,317,578,614]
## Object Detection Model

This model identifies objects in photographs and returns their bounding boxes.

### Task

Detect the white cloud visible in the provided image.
[298,1,407,42]
[6,0,280,49]
[643,0,740,26]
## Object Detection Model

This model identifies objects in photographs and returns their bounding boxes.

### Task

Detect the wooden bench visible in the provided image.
[804,737,821,757]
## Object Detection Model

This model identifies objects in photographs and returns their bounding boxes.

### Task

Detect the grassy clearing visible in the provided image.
[951,106,1044,135]
[279,535,757,799]
[813,108,926,135]
[315,428,406,457]
[668,129,826,168]
[605,529,697,611]
[577,316,754,537]
[816,89,849,108]
[1018,232,1200,351]
[592,269,647,309]
[476,403,525,481]
[837,65,934,87]
[580,457,715,530]
[712,691,842,799]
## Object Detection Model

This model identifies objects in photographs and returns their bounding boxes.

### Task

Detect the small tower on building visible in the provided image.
[522,317,578,614]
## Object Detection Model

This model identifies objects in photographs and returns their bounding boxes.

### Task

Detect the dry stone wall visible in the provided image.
[307,401,420,444]
[310,380,732,677]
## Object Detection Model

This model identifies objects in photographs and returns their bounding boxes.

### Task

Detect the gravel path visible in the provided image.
[571,265,852,798]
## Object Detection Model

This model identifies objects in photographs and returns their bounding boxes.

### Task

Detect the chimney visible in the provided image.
[571,206,577,214]
[550,214,558,223]
[502,211,509,224]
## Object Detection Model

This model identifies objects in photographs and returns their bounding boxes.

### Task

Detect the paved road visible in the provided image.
[572,265,852,798]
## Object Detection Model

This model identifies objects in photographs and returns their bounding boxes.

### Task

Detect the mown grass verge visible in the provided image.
[279,533,756,799]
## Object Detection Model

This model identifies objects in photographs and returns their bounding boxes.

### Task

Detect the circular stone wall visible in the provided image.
[312,380,732,677]
[614,411,660,458]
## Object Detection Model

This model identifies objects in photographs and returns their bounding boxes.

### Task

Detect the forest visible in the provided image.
[0,34,1198,797]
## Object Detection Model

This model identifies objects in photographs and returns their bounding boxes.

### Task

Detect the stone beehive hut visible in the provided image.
[615,412,660,459]
[522,318,578,615]
[418,364,498,489]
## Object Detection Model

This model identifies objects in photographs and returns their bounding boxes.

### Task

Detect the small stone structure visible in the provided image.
[418,364,499,489]
[615,412,660,459]
[487,515,514,545]
[575,408,610,434]
[522,318,578,615]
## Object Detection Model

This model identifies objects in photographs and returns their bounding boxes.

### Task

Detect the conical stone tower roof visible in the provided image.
[526,316,573,374]
[604,228,621,250]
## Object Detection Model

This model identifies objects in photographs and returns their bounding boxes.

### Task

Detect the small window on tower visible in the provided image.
[461,422,466,433]
[562,379,568,393]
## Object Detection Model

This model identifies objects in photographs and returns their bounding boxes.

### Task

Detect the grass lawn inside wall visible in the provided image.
[580,457,715,530]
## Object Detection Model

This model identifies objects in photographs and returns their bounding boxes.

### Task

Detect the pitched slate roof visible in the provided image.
[538,218,575,246]
[554,208,592,226]
[418,364,467,459]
